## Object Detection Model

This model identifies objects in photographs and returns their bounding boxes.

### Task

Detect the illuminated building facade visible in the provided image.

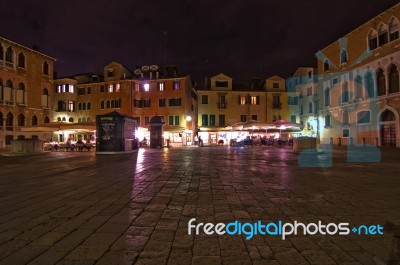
[316,3,400,147]
[0,36,55,148]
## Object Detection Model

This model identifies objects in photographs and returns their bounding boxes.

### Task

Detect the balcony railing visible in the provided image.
[217,102,227,109]
[272,103,281,109]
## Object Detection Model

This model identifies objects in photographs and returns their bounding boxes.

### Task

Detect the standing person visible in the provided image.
[198,136,203,147]
[194,135,199,146]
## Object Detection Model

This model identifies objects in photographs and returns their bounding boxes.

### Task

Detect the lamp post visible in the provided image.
[184,115,192,146]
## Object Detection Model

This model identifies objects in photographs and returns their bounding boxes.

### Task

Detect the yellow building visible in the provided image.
[316,2,400,147]
[0,36,55,148]
[197,73,291,144]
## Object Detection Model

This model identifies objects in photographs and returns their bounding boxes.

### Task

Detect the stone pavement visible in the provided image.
[0,146,399,265]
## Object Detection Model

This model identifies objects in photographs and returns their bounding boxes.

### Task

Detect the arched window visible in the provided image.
[389,17,399,41]
[368,29,378,50]
[44,116,50,123]
[43,61,49,75]
[389,64,399,94]
[323,59,330,72]
[357,110,371,124]
[57,117,61,122]
[380,109,396,122]
[354,75,363,99]
[325,114,331,127]
[111,100,115,108]
[308,102,313,113]
[82,102,86,110]
[5,47,13,63]
[365,72,375,98]
[342,81,349,103]
[62,117,66,122]
[100,100,104,109]
[324,87,330,107]
[106,100,110,108]
[82,117,86,122]
[6,79,13,88]
[31,115,38,126]
[78,103,82,110]
[18,83,25,91]
[378,23,388,46]
[6,112,13,130]
[342,111,349,125]
[87,102,91,110]
[340,50,348,64]
[78,118,82,123]
[42,88,48,95]
[377,69,386,96]
[68,117,74,123]
[17,114,25,126]
[18,53,25,68]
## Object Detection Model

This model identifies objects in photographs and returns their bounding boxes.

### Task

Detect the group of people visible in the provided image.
[194,135,204,147]
[65,138,93,151]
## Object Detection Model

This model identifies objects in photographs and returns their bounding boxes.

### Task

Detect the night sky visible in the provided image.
[1,0,398,85]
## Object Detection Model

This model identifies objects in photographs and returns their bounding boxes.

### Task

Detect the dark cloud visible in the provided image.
[0,0,398,83]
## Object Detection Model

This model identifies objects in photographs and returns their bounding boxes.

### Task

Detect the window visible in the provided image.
[202,95,208,104]
[216,81,228,88]
[5,47,13,64]
[239,96,246,105]
[18,53,25,68]
[17,114,25,126]
[78,103,82,110]
[240,115,247,122]
[378,24,388,46]
[111,100,115,108]
[108,84,115,93]
[174,115,180,125]
[343,128,350,137]
[290,115,296,123]
[357,110,371,124]
[158,82,164,91]
[250,96,259,105]
[300,105,303,115]
[202,114,208,126]
[288,96,298,105]
[218,95,227,108]
[273,83,279,88]
[389,18,399,41]
[31,115,38,126]
[308,102,313,113]
[168,98,181,106]
[167,116,180,126]
[134,83,140,91]
[219,115,225,126]
[389,64,399,94]
[273,115,277,122]
[173,81,180,90]
[159,98,166,107]
[43,61,49,75]
[324,87,330,107]
[377,69,386,96]
[100,85,105,93]
[355,75,363,99]
[325,115,331,127]
[143,99,151,107]
[133,117,141,126]
[116,83,120,92]
[308,71,312,79]
[87,102,91,110]
[44,116,50,123]
[78,87,85,95]
[145,116,150,125]
[342,81,349,103]
[368,29,378,50]
[106,100,110,108]
[251,115,257,121]
[210,115,215,126]
[323,59,330,71]
[87,87,91,94]
[340,50,348,64]
[365,72,375,98]
[134,99,142,108]
[272,95,281,109]
[107,70,114,77]
[68,117,74,123]
[100,101,104,109]
[143,83,149,92]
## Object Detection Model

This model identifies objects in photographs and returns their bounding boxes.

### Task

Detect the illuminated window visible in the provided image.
[135,83,140,91]
[68,101,74,112]
[116,83,120,92]
[143,83,150,92]
[239,96,246,105]
[250,96,259,105]
[158,82,164,91]
[173,81,180,90]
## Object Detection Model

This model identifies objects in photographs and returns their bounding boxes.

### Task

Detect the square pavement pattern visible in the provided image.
[0,146,399,265]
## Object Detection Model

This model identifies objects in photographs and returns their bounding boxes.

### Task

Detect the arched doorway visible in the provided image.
[379,109,397,147]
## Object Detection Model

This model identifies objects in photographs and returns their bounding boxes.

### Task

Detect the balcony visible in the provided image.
[217,102,227,109]
[272,103,282,109]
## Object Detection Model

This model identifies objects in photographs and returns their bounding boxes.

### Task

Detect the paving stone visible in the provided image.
[95,250,138,265]
[191,256,222,265]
